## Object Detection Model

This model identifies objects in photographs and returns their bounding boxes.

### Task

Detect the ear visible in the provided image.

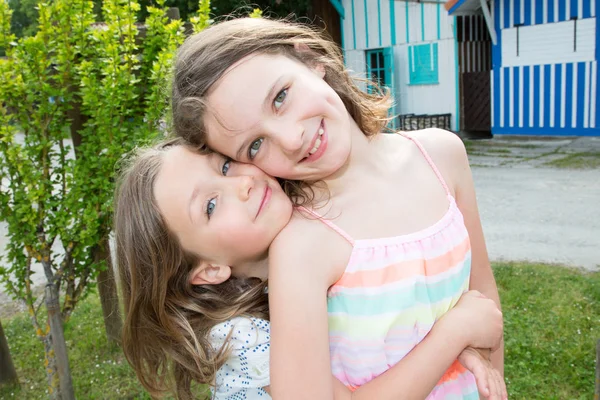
[312,63,326,78]
[293,42,326,78]
[189,262,232,286]
[294,42,310,53]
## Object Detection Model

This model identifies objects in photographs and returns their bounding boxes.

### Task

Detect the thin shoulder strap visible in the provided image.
[296,206,355,246]
[399,132,452,196]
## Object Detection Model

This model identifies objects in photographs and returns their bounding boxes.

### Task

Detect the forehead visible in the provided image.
[205,53,304,129]
[161,145,213,175]
[154,147,214,208]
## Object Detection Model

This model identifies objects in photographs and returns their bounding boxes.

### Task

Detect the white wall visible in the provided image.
[340,0,460,130]
[345,49,369,92]
[342,0,455,50]
[502,18,596,67]
[393,39,458,126]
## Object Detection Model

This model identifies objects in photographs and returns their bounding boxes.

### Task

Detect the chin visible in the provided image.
[316,159,347,180]
[269,207,293,232]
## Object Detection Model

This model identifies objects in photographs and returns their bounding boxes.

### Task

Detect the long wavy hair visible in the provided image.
[114,138,269,399]
[171,17,392,205]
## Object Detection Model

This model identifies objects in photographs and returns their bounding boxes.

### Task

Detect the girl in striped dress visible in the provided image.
[172,18,505,399]
[115,141,502,400]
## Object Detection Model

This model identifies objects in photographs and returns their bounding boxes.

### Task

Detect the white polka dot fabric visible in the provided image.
[209,317,271,399]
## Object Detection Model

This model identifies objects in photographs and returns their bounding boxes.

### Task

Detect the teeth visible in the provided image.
[309,138,322,155]
[318,128,324,136]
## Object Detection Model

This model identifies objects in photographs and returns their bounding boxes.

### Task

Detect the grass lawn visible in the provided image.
[544,152,600,169]
[1,262,599,399]
[496,262,599,399]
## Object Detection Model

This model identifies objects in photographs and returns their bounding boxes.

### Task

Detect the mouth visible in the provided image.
[256,184,272,219]
[300,120,327,163]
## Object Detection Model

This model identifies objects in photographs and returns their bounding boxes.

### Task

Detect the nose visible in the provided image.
[235,175,254,201]
[271,121,304,155]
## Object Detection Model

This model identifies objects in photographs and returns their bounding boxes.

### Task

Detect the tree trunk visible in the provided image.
[42,334,59,400]
[67,84,86,153]
[0,319,19,387]
[69,92,122,345]
[96,236,122,345]
[45,284,75,400]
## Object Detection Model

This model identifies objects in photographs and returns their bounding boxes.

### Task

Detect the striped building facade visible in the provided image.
[329,0,600,136]
[339,0,461,130]
[490,0,599,136]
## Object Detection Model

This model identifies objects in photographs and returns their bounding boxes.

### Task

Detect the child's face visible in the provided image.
[153,146,293,270]
[203,53,353,181]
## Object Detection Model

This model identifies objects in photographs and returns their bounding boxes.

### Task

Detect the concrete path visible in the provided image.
[466,136,600,271]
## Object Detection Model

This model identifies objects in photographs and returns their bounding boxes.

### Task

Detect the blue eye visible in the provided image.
[274,89,287,110]
[248,138,263,160]
[206,198,216,218]
[222,159,230,176]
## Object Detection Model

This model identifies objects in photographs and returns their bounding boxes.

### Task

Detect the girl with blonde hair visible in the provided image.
[115,138,504,399]
[171,17,505,400]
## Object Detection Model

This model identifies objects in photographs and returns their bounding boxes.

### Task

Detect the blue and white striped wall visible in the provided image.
[492,0,599,136]
[341,0,461,131]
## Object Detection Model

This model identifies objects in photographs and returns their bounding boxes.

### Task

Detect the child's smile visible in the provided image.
[153,146,293,268]
[204,53,353,181]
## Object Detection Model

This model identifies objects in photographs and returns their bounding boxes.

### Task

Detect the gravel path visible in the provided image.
[467,136,599,271]
[474,166,599,270]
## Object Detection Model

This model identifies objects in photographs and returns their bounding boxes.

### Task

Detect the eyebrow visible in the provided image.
[263,76,284,111]
[188,186,200,224]
[187,155,221,223]
[234,76,285,161]
[235,140,246,161]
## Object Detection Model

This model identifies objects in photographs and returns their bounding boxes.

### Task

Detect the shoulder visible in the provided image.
[407,128,468,163]
[269,210,343,289]
[403,129,471,189]
[269,211,315,255]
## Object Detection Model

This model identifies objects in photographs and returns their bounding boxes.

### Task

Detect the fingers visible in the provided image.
[489,369,507,400]
[491,370,501,400]
[486,369,497,400]
[458,346,506,399]
[466,355,506,400]
[497,370,508,400]
[471,360,491,398]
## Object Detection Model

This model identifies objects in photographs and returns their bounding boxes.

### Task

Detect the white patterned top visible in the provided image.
[209,317,272,399]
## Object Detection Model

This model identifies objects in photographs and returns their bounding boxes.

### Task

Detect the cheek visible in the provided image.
[307,76,344,109]
[216,214,251,243]
[256,157,294,179]
[214,216,269,257]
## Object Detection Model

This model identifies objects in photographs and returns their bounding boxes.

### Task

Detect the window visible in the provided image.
[366,48,393,91]
[366,48,396,129]
[408,43,439,85]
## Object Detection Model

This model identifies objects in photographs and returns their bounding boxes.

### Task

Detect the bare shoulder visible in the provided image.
[409,128,470,180]
[408,128,468,163]
[268,211,339,289]
[269,211,318,261]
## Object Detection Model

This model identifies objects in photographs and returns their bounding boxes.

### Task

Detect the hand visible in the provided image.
[449,290,503,350]
[458,347,507,400]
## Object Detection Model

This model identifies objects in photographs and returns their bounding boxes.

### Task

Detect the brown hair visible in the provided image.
[171,17,392,204]
[114,138,269,399]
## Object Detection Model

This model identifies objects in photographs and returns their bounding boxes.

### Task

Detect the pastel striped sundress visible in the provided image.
[300,134,479,399]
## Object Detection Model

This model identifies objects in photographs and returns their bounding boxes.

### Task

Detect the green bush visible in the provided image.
[0,0,195,397]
